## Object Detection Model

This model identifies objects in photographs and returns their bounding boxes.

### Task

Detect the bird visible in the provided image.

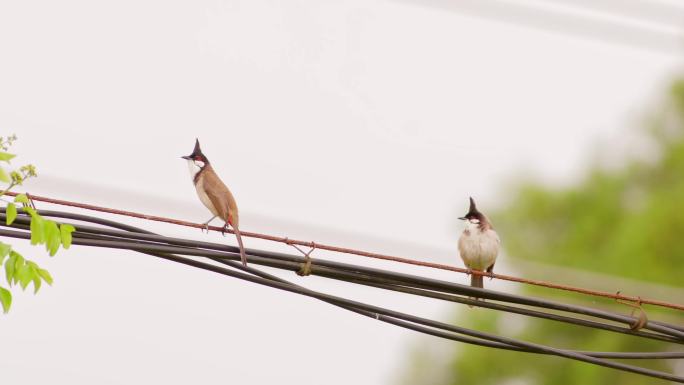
[458,197,500,300]
[182,139,247,266]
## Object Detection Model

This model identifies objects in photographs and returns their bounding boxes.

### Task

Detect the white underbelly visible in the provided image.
[195,179,218,216]
[459,231,499,270]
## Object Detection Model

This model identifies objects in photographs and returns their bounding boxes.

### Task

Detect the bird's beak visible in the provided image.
[458,217,467,220]
[181,155,191,160]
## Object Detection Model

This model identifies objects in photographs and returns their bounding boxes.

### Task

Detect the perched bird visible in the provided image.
[458,197,500,298]
[182,139,247,266]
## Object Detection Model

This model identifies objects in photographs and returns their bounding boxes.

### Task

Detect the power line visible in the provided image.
[401,0,684,55]
[548,0,684,29]
[1,208,683,382]
[6,191,684,312]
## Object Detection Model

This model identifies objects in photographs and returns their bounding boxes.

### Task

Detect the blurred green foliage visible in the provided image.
[399,80,684,384]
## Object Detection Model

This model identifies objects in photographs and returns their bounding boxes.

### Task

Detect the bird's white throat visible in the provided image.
[186,159,203,180]
[464,220,481,233]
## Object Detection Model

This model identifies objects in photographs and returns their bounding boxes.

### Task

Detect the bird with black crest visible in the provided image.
[458,197,500,299]
[182,139,247,266]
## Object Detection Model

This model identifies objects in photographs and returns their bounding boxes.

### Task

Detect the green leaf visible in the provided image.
[29,215,45,245]
[23,206,37,217]
[0,242,10,263]
[30,265,41,294]
[32,274,41,294]
[14,194,29,204]
[0,167,9,183]
[44,220,61,256]
[12,252,25,286]
[60,224,75,249]
[5,251,16,285]
[0,286,11,313]
[6,203,16,225]
[37,268,53,285]
[16,263,31,290]
[0,152,16,162]
[26,260,52,294]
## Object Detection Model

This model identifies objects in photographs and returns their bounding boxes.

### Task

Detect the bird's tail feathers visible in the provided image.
[471,273,484,289]
[233,225,247,266]
[469,273,484,305]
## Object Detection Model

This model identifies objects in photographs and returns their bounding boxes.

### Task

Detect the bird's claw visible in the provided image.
[465,268,473,276]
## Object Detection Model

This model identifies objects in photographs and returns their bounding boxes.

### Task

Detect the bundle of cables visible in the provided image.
[1,204,683,382]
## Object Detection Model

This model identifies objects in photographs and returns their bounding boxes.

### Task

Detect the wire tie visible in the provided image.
[292,243,316,277]
[297,254,313,276]
[616,292,648,331]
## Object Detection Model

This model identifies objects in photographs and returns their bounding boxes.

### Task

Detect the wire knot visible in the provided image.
[616,292,648,331]
[291,243,316,277]
[297,256,313,277]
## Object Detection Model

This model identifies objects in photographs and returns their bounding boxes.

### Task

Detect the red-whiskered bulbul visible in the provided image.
[182,139,247,266]
[458,197,500,299]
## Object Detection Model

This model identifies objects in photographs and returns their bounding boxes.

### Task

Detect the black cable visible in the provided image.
[4,211,684,344]
[86,242,684,382]
[69,228,684,345]
[2,211,684,382]
[12,211,683,340]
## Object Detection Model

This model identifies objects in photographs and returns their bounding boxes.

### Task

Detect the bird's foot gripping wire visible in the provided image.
[201,215,216,233]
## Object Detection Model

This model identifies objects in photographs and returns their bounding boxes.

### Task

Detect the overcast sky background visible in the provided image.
[1,1,683,384]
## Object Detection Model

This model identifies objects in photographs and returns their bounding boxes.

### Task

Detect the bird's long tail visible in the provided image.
[470,272,484,303]
[233,224,247,266]
[471,273,484,289]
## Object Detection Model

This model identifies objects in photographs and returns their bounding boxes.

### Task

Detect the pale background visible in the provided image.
[0,1,682,384]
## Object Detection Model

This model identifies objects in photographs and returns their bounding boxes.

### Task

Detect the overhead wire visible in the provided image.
[20,209,684,345]
[399,0,684,55]
[1,207,683,382]
[7,208,684,341]
[5,191,684,312]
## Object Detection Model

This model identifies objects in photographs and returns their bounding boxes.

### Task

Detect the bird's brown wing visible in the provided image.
[202,166,239,226]
[202,166,247,265]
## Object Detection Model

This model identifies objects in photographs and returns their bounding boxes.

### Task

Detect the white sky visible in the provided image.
[1,1,682,384]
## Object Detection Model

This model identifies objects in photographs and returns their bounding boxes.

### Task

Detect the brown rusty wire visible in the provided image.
[5,191,684,312]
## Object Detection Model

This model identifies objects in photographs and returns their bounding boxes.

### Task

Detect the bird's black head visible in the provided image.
[181,138,210,164]
[458,197,485,222]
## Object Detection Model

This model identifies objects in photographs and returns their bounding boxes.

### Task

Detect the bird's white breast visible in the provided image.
[459,228,500,271]
[194,175,219,216]
[187,159,218,216]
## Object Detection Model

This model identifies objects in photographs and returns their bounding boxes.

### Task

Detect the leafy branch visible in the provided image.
[0,135,74,313]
